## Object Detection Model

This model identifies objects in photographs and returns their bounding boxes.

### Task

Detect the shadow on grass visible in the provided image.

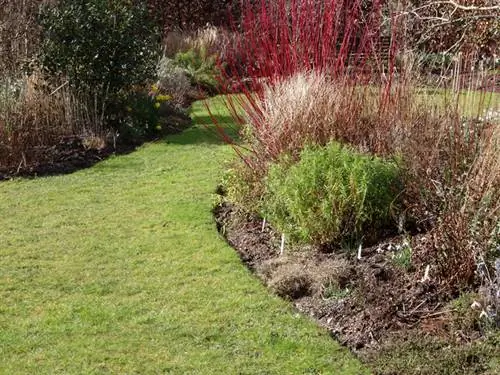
[165,122,241,146]
[190,114,237,126]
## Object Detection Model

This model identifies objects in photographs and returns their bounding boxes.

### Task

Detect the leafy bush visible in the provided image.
[262,142,402,247]
[173,47,220,95]
[38,0,161,132]
[156,56,193,107]
[112,89,172,144]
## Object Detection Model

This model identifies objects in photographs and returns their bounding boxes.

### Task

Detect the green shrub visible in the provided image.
[156,56,193,107]
[173,47,220,94]
[112,89,172,144]
[38,0,161,133]
[262,142,402,247]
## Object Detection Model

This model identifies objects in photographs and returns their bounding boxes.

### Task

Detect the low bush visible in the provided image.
[173,47,221,95]
[111,89,173,144]
[156,56,193,107]
[261,142,402,247]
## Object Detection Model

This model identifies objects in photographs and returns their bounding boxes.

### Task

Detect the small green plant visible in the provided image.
[391,238,413,270]
[220,161,266,214]
[322,283,351,300]
[262,142,402,247]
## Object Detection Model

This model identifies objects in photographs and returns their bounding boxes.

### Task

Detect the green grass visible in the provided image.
[0,97,367,374]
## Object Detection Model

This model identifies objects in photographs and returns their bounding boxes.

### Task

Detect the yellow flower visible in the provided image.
[151,84,159,93]
[155,124,162,131]
[156,94,172,102]
[154,102,161,109]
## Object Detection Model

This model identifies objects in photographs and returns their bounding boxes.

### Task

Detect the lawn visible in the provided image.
[0,98,367,374]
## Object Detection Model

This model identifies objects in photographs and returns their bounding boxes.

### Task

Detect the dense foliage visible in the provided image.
[39,0,160,97]
[37,0,164,138]
[262,142,402,247]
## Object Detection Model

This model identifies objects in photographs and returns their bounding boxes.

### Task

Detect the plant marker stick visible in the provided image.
[261,218,266,232]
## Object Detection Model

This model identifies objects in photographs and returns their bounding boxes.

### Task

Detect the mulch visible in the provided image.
[213,203,479,356]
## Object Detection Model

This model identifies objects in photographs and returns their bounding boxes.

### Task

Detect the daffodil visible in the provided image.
[156,94,172,102]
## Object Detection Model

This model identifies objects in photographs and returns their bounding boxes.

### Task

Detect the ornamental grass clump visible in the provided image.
[262,142,402,247]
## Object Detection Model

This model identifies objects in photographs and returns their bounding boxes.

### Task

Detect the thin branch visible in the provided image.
[414,1,500,12]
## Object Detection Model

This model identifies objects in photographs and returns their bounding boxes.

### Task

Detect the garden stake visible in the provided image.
[357,243,363,260]
[420,265,431,283]
[261,218,266,232]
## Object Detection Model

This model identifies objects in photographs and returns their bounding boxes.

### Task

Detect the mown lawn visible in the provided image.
[0,98,367,374]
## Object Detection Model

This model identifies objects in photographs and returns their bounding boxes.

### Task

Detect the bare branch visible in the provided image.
[413,1,500,13]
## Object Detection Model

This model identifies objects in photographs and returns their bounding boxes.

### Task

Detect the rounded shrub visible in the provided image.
[38,0,161,132]
[262,142,402,247]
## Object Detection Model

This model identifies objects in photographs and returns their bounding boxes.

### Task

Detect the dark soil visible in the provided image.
[0,137,130,181]
[0,112,192,181]
[214,202,500,374]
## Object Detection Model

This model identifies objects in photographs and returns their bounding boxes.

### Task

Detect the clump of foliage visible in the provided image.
[38,0,161,134]
[156,56,193,107]
[261,142,402,247]
[114,88,173,144]
[173,47,220,95]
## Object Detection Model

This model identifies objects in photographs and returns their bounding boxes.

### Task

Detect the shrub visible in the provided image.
[112,89,172,144]
[262,142,402,247]
[38,0,161,132]
[221,0,388,85]
[173,47,220,95]
[156,56,194,107]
